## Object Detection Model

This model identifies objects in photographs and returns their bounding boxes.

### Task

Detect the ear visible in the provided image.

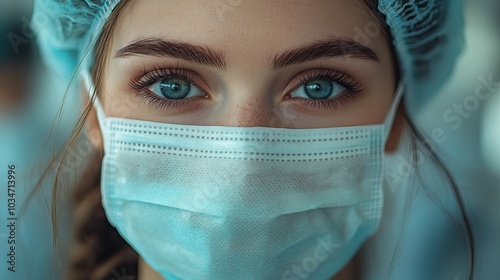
[81,77,104,151]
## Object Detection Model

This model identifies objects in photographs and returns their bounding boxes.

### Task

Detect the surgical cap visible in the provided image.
[32,0,464,110]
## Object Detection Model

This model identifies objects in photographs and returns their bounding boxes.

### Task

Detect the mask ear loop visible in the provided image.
[82,71,110,152]
[82,71,107,127]
[383,81,406,141]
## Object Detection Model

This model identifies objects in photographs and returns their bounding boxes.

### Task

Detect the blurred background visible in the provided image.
[413,0,500,278]
[1,0,76,279]
[0,0,498,279]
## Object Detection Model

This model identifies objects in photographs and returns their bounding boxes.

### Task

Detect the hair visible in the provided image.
[42,0,475,279]
[50,1,138,279]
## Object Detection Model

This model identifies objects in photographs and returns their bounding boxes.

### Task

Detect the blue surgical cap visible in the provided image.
[32,0,464,111]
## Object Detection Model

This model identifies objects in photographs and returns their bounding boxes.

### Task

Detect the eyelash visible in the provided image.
[128,65,364,111]
[129,65,204,110]
[292,68,363,110]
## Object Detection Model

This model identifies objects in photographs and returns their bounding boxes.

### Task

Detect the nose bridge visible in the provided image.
[221,97,275,127]
[214,67,286,128]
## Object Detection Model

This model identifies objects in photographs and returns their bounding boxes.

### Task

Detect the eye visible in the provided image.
[129,66,209,110]
[290,78,345,100]
[149,76,204,100]
[285,68,363,110]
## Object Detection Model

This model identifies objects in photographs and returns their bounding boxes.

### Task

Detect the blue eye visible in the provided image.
[291,78,345,100]
[149,77,204,100]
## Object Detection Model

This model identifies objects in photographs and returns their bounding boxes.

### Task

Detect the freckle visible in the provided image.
[237,101,264,126]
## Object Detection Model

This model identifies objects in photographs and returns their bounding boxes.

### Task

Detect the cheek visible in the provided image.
[356,58,398,125]
[358,86,395,124]
[100,78,139,120]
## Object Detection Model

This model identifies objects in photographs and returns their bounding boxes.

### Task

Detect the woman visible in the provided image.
[33,0,473,279]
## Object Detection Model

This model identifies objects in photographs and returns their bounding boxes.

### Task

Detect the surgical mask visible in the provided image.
[86,73,404,280]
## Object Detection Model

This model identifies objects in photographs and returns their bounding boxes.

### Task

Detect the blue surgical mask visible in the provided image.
[86,72,404,280]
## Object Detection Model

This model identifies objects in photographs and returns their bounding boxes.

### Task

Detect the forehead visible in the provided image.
[110,0,384,61]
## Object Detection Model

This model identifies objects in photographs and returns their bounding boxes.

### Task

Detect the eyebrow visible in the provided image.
[271,38,379,69]
[115,37,378,70]
[115,38,226,69]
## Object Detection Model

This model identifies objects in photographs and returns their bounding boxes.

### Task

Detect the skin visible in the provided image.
[84,0,404,278]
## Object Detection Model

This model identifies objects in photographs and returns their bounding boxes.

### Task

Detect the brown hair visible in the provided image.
[48,1,138,279]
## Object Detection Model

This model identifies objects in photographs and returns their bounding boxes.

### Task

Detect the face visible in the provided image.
[96,0,397,130]
[88,2,400,277]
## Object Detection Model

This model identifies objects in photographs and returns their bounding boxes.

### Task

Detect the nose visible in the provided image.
[216,97,286,128]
